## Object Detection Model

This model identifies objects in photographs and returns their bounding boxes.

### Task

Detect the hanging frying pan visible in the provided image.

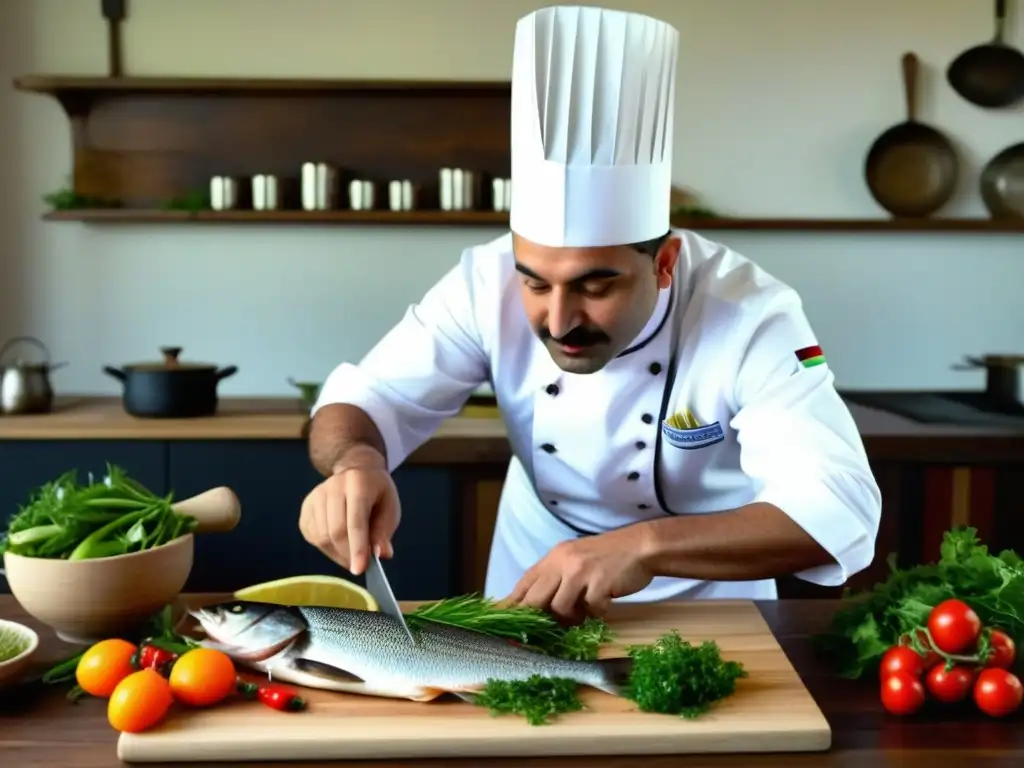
[947,0,1024,108]
[980,142,1024,218]
[864,52,959,218]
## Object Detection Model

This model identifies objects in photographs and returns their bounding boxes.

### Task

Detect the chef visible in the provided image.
[300,5,882,623]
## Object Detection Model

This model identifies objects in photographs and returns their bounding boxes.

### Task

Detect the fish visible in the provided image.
[188,599,633,703]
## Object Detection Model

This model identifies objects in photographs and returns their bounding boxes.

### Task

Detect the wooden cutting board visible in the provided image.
[117,600,831,763]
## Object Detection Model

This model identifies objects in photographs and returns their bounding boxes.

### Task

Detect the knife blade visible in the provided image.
[365,551,418,645]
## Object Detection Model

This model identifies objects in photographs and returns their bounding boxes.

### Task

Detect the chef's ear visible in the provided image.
[652,236,680,288]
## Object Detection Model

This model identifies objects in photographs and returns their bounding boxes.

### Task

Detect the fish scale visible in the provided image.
[191,600,632,702]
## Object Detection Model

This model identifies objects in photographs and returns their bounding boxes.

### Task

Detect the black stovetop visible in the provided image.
[839,389,1024,428]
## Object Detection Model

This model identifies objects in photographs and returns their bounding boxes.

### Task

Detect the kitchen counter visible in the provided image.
[0,394,1021,464]
[2,594,1021,767]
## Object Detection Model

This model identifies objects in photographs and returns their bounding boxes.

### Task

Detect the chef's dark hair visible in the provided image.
[630,230,672,257]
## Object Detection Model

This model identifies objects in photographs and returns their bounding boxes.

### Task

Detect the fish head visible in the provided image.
[188,600,307,661]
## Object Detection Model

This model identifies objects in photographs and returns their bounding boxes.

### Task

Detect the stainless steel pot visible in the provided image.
[0,336,66,415]
[952,354,1024,409]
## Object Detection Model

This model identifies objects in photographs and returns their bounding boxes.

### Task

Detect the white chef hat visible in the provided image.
[509,5,679,248]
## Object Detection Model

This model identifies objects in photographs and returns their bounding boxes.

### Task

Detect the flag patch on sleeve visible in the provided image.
[795,345,826,368]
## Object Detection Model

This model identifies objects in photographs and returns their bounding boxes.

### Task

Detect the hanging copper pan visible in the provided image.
[864,53,960,217]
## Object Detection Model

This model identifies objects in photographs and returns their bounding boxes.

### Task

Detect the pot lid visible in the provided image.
[122,347,219,371]
[969,354,1024,367]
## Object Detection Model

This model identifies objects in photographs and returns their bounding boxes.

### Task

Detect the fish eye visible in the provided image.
[229,604,245,613]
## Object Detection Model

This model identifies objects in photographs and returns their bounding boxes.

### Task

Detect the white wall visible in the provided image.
[0,0,1021,397]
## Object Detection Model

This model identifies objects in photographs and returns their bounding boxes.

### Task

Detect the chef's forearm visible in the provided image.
[307,404,389,477]
[633,502,834,581]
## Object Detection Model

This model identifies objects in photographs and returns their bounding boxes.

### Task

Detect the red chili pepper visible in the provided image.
[131,643,178,676]
[257,683,306,712]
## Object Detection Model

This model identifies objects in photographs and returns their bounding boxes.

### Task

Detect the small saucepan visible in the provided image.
[103,346,238,419]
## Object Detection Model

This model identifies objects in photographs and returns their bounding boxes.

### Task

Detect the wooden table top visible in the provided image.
[0,394,1021,464]
[1,595,1022,767]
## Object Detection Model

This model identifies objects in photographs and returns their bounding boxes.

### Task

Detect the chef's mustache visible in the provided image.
[539,326,609,347]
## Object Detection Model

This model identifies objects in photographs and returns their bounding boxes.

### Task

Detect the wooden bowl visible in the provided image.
[0,618,39,688]
[2,534,194,645]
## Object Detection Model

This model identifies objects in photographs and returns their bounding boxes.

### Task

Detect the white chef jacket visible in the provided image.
[312,228,882,602]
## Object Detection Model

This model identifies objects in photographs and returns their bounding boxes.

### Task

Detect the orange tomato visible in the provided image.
[107,669,174,733]
[75,638,138,698]
[169,647,237,707]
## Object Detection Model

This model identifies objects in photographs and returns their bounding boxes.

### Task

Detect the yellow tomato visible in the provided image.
[169,647,237,707]
[75,638,138,698]
[107,669,174,733]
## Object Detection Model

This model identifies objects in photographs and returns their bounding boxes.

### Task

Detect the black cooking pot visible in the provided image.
[103,346,238,418]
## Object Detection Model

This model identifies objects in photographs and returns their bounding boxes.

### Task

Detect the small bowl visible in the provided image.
[0,619,40,688]
[1,534,194,646]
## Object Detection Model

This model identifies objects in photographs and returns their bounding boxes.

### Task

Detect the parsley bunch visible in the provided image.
[816,526,1024,679]
[622,632,747,718]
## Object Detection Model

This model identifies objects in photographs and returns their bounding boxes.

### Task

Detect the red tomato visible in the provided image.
[925,663,974,703]
[880,646,926,678]
[985,629,1016,670]
[927,599,981,654]
[973,668,1023,718]
[881,671,926,716]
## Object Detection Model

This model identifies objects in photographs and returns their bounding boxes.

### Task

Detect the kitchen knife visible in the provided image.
[365,551,418,645]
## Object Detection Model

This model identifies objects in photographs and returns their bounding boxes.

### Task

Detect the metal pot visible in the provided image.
[0,336,66,415]
[952,354,1024,410]
[103,346,238,419]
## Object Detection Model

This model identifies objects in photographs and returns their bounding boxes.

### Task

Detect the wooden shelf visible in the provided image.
[41,209,510,225]
[14,73,513,220]
[15,75,1023,235]
[672,217,1024,233]
[38,209,1024,233]
[13,75,510,96]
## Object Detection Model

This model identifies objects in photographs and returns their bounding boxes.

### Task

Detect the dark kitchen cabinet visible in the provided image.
[0,440,168,594]
[166,441,460,600]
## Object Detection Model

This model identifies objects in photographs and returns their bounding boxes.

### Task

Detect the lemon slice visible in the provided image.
[233,574,379,611]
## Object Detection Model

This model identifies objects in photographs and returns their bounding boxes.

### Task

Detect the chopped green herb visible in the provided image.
[0,464,197,560]
[555,617,615,661]
[0,626,31,662]
[475,675,584,725]
[815,526,1024,679]
[405,593,613,659]
[622,632,747,718]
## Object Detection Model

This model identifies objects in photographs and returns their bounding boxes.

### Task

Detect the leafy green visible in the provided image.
[0,464,197,560]
[622,632,747,718]
[475,675,584,725]
[816,526,1024,679]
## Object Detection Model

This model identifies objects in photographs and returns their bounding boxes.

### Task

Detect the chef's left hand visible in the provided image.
[503,528,654,624]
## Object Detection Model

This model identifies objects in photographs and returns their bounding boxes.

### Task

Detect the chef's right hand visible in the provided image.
[299,450,401,576]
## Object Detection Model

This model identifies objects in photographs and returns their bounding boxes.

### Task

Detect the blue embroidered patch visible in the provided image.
[661,420,725,450]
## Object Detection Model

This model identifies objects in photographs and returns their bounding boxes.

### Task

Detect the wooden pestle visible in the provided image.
[171,487,241,534]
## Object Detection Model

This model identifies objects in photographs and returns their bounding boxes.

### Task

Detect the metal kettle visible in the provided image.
[0,336,66,415]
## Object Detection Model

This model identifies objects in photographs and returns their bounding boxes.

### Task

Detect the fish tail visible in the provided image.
[592,656,634,697]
